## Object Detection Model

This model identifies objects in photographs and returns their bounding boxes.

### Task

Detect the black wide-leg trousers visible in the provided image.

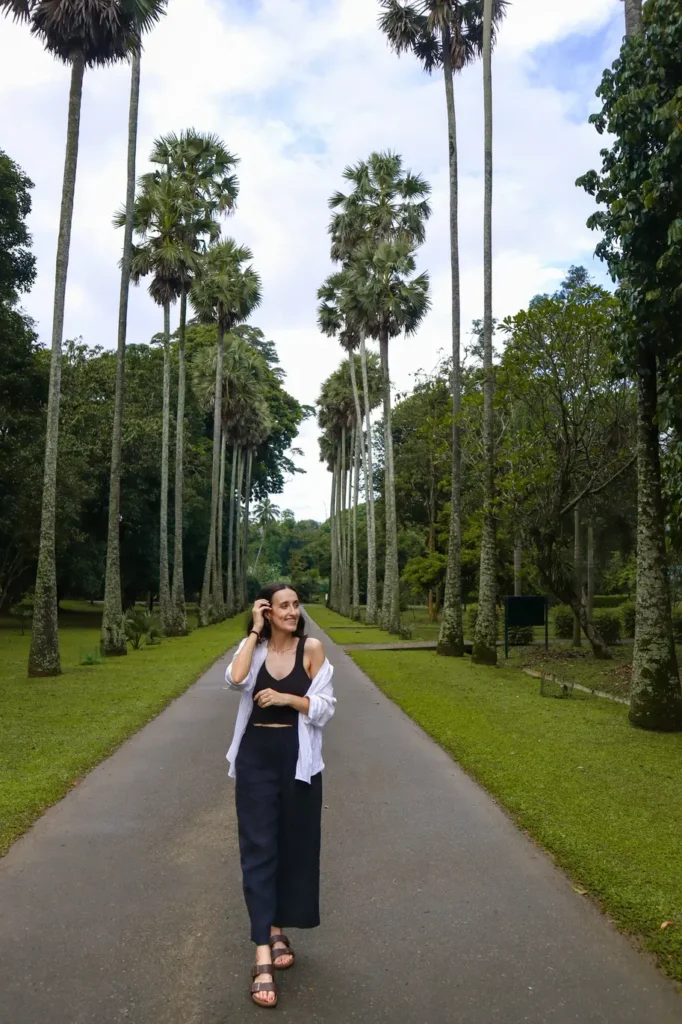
[235,723,322,945]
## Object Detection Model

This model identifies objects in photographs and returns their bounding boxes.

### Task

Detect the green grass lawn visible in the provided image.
[350,648,682,982]
[304,605,402,645]
[0,613,245,857]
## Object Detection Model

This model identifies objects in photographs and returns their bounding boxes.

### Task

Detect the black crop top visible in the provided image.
[250,636,310,726]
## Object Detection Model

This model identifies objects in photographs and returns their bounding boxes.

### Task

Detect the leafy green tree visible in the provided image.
[0,0,166,676]
[499,275,636,658]
[579,0,682,729]
[379,0,507,655]
[254,499,281,571]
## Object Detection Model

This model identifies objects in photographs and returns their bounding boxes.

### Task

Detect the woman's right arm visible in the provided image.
[228,599,270,685]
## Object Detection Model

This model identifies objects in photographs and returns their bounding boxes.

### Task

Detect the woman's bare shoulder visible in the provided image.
[304,636,324,652]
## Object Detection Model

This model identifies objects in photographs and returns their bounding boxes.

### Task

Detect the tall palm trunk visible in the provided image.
[216,427,227,611]
[630,352,682,730]
[472,0,497,666]
[226,444,238,615]
[234,447,245,610]
[101,51,140,657]
[28,55,85,677]
[334,449,344,612]
[340,426,351,617]
[438,23,465,659]
[360,333,378,623]
[624,0,642,37]
[379,328,401,634]
[169,287,188,635]
[352,424,360,620]
[622,0,681,729]
[573,505,582,647]
[200,321,225,625]
[241,448,253,609]
[159,300,172,631]
[329,467,337,609]
[348,348,373,623]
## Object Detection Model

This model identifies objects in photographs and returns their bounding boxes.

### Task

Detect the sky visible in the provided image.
[0,0,626,523]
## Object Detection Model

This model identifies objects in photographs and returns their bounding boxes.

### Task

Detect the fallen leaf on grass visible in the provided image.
[573,887,588,896]
[660,921,675,930]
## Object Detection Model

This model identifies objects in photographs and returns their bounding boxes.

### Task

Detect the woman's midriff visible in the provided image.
[253,723,293,728]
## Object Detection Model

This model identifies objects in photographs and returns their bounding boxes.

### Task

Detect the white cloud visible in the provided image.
[0,0,624,521]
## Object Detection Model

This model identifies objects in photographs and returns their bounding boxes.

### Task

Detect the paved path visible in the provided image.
[1,618,680,1024]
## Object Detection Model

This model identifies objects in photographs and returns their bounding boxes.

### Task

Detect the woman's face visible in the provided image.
[267,589,300,634]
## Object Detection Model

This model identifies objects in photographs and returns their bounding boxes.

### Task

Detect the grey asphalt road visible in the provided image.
[1,616,680,1024]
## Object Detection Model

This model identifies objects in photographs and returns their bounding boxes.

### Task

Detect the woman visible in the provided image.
[225,583,336,1009]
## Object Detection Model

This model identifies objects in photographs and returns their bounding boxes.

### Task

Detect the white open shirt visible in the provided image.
[225,637,336,783]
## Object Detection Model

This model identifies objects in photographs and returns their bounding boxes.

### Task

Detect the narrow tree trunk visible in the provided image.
[359,334,378,624]
[241,448,253,610]
[226,444,238,615]
[101,50,140,657]
[587,522,595,621]
[334,448,344,613]
[438,24,464,659]
[340,425,351,617]
[200,321,225,625]
[215,427,226,612]
[348,352,370,622]
[379,329,401,634]
[234,447,245,610]
[352,424,360,620]
[573,505,583,647]
[514,537,523,597]
[28,55,85,677]
[254,526,265,572]
[624,0,642,37]
[472,0,497,667]
[325,468,333,610]
[630,353,682,730]
[158,300,172,632]
[169,286,188,635]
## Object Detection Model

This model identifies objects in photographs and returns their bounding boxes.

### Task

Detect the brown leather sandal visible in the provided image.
[270,932,295,969]
[251,963,278,1008]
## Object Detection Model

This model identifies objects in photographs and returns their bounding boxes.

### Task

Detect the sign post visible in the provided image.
[504,596,549,658]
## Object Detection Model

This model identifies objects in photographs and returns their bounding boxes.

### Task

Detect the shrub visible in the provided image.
[508,625,534,646]
[621,601,636,638]
[554,605,574,639]
[593,610,622,645]
[465,604,478,637]
[672,606,682,642]
[81,649,106,666]
[124,608,160,650]
[398,623,413,640]
[10,591,34,635]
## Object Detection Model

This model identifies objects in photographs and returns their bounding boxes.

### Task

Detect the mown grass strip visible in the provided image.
[0,616,245,857]
[350,648,682,983]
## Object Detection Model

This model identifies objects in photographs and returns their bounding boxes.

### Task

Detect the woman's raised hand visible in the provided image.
[251,599,271,634]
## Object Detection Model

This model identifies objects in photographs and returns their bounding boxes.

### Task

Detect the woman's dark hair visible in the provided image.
[246,583,305,643]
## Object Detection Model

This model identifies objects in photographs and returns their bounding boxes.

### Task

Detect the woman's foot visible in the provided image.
[270,930,295,969]
[251,946,277,1008]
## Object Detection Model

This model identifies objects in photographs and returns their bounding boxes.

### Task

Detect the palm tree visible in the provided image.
[318,373,356,616]
[191,241,262,626]
[124,171,199,633]
[622,0,642,37]
[328,152,431,630]
[254,499,281,571]
[472,0,497,666]
[100,48,142,658]
[149,130,239,635]
[0,0,166,676]
[346,237,431,633]
[192,329,269,614]
[379,0,507,657]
